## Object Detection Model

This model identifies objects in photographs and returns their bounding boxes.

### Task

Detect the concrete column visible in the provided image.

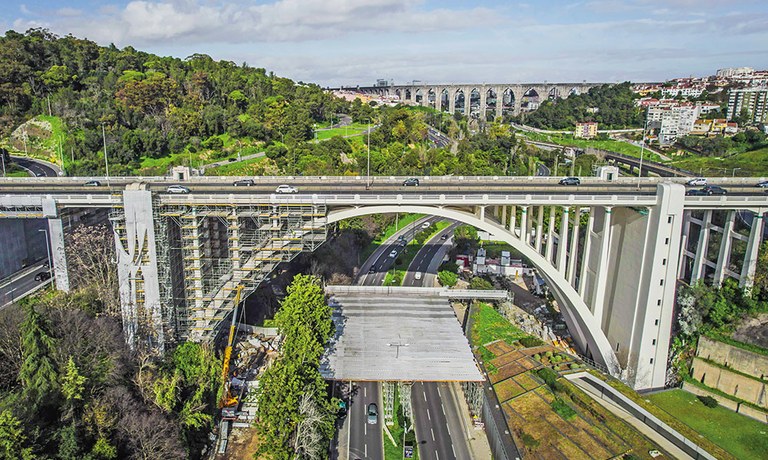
[579,209,596,295]
[591,206,612,325]
[46,218,70,292]
[495,86,503,120]
[713,211,735,285]
[229,209,241,272]
[479,88,487,119]
[535,206,544,253]
[678,211,692,280]
[545,207,557,262]
[519,206,529,244]
[568,209,581,285]
[449,89,456,113]
[557,207,570,274]
[509,205,517,236]
[501,206,507,229]
[435,90,442,112]
[513,88,524,116]
[690,210,713,283]
[478,205,485,222]
[741,210,766,288]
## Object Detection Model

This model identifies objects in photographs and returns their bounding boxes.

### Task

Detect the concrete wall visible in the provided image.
[697,335,768,378]
[683,382,768,423]
[691,357,768,408]
[0,219,47,279]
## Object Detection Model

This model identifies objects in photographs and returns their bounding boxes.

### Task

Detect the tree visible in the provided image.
[470,277,495,290]
[64,224,119,316]
[19,304,59,407]
[438,271,458,287]
[0,410,32,460]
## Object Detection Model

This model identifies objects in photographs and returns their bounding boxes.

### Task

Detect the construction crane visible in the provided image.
[220,284,245,411]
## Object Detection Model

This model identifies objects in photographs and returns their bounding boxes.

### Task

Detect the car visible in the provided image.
[367,403,378,425]
[440,234,448,240]
[421,222,430,229]
[389,250,398,258]
[756,180,768,188]
[368,266,376,274]
[34,271,51,282]
[166,185,190,194]
[702,185,727,195]
[233,179,255,186]
[414,272,422,280]
[558,177,580,186]
[402,178,420,186]
[275,184,298,194]
[686,177,707,186]
[685,189,708,196]
[83,180,101,186]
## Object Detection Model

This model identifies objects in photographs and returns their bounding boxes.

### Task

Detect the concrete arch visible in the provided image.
[414,88,423,105]
[453,89,466,114]
[427,88,436,108]
[469,88,481,118]
[326,204,622,376]
[440,89,450,112]
[404,89,412,101]
[548,87,561,100]
[485,88,498,120]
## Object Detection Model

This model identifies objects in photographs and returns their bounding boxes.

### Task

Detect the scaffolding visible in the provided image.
[148,202,329,342]
[461,381,484,420]
[383,381,395,426]
[398,382,413,422]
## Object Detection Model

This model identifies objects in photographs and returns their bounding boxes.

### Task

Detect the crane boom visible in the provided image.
[220,284,244,408]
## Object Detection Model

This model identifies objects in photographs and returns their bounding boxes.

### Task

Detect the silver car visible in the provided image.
[166,185,190,194]
[367,403,378,425]
[275,184,298,194]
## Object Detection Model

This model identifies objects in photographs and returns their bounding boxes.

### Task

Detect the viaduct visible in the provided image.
[1,174,766,391]
[344,82,603,117]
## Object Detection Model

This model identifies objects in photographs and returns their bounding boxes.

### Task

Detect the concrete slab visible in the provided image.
[320,290,483,382]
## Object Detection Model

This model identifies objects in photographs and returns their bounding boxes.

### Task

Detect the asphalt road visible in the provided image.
[401,223,458,287]
[0,262,51,310]
[347,381,383,460]
[411,382,471,460]
[9,155,60,177]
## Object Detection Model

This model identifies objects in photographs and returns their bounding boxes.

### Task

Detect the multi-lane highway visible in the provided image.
[9,155,60,177]
[0,262,51,310]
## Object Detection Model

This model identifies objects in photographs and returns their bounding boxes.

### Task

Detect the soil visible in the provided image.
[223,427,261,459]
[731,313,768,349]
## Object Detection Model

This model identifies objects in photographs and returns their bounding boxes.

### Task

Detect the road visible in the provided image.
[0,262,51,310]
[9,155,60,177]
[347,381,383,460]
[401,223,458,286]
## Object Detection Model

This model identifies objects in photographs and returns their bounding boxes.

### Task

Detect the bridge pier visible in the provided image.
[46,218,70,292]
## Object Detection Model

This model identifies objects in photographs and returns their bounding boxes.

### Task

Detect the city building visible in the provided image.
[574,121,598,139]
[661,85,705,98]
[690,119,712,136]
[716,67,754,78]
[727,87,768,124]
[647,103,697,145]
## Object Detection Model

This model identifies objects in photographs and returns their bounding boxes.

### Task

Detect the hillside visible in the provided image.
[0,29,344,176]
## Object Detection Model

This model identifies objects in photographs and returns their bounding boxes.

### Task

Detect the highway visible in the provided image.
[0,262,51,310]
[9,155,60,177]
[347,381,383,460]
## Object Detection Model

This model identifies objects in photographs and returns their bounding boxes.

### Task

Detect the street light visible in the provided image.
[102,123,111,187]
[366,119,371,189]
[637,109,649,189]
[39,228,52,281]
[732,168,741,177]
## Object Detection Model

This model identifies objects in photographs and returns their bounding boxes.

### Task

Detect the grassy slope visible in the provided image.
[667,146,768,177]
[518,130,662,162]
[647,389,767,460]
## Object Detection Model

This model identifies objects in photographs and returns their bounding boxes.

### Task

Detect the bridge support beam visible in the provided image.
[741,210,766,289]
[557,207,570,274]
[690,210,713,283]
[46,218,70,292]
[713,211,735,285]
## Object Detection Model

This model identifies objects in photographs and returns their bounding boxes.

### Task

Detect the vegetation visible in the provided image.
[470,302,528,348]
[648,389,767,459]
[668,145,768,177]
[254,274,336,458]
[437,271,458,287]
[676,130,767,157]
[518,129,661,162]
[515,82,643,130]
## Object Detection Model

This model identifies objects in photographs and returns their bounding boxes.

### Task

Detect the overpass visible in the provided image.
[1,174,767,390]
[342,82,604,117]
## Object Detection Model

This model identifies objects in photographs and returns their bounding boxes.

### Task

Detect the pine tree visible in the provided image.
[19,304,59,408]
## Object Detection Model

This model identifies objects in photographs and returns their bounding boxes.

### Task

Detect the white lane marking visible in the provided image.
[427,409,431,420]
[365,423,367,436]
[364,386,367,398]
[452,444,456,458]
[437,387,441,397]
[447,423,451,436]
[435,450,440,460]
[423,391,427,402]
[364,444,367,457]
[441,402,446,416]
[431,428,435,441]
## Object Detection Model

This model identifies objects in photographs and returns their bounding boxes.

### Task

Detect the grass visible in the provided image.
[518,130,663,162]
[648,389,767,460]
[205,156,267,175]
[667,146,768,177]
[315,123,369,141]
[470,302,528,348]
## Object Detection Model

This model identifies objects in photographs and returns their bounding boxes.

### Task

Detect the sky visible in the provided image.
[2,0,767,87]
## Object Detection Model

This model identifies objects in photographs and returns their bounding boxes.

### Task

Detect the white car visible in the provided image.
[166,185,190,194]
[686,178,707,186]
[421,222,430,229]
[414,272,422,280]
[389,250,398,258]
[275,184,298,194]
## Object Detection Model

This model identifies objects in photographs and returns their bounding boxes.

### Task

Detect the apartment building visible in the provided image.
[647,103,697,145]
[574,122,598,139]
[727,87,768,124]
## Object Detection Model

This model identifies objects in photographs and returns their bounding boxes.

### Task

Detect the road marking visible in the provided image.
[431,428,435,441]
[427,409,431,420]
[364,386,367,398]
[424,391,427,402]
[437,387,441,397]
[441,403,446,416]
[452,444,456,458]
[435,451,440,460]
[365,424,367,436]
[364,444,367,457]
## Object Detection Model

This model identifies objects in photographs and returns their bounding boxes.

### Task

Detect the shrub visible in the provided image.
[438,270,458,287]
[520,431,540,449]
[536,367,559,387]
[698,395,719,408]
[469,276,494,290]
[519,337,544,347]
[551,398,576,419]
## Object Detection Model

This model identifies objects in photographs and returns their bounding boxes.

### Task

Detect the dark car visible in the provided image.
[685,189,708,196]
[559,177,580,186]
[702,185,727,195]
[83,180,101,186]
[34,271,51,282]
[233,179,255,186]
[402,178,420,186]
[756,180,768,188]
[368,266,376,274]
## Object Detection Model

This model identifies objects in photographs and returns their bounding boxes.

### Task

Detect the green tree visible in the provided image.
[19,304,59,407]
[438,270,458,287]
[0,410,32,460]
[470,277,494,290]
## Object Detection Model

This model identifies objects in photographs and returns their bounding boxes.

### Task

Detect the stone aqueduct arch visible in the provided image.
[327,204,622,377]
[375,82,599,118]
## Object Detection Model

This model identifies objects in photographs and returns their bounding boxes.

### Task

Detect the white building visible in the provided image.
[661,86,705,99]
[716,67,754,78]
[648,103,698,145]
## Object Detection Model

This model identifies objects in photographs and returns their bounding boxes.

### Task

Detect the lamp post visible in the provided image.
[39,228,52,281]
[102,123,111,187]
[637,111,648,189]
[366,119,371,189]
[732,168,741,177]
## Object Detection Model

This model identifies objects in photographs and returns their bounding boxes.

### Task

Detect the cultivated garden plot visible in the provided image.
[484,339,516,356]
